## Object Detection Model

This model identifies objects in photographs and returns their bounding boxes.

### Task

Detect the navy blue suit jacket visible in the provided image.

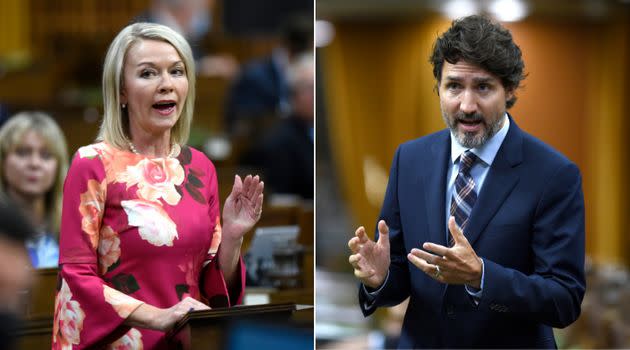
[359,118,585,348]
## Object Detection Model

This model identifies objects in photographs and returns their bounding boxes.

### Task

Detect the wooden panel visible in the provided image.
[25,268,57,319]
[16,317,53,350]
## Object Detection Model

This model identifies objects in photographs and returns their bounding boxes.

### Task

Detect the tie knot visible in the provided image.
[459,150,477,174]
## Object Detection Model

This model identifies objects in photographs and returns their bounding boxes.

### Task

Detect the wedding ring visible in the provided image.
[434,265,441,278]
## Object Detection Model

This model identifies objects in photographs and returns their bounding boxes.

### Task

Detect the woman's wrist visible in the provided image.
[221,235,243,250]
[127,303,167,331]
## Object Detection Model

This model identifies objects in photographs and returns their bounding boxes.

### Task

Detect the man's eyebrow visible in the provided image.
[443,76,497,84]
[472,77,495,84]
[443,75,462,82]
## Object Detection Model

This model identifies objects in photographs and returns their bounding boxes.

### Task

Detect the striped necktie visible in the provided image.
[450,150,478,233]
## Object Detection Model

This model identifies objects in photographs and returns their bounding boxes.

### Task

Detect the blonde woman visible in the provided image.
[52,23,263,349]
[0,111,68,268]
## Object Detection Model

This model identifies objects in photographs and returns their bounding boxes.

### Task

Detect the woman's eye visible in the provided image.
[14,147,30,157]
[172,68,185,76]
[40,150,53,160]
[140,70,155,78]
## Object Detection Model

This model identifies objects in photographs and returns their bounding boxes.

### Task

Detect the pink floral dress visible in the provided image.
[52,142,245,349]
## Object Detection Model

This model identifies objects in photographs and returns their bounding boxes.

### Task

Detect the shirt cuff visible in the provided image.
[465,258,484,304]
[362,270,390,302]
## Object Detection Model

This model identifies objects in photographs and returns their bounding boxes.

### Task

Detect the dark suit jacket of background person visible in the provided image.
[258,116,313,199]
[358,116,585,348]
[225,55,289,132]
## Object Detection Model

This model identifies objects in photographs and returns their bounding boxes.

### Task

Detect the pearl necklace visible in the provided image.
[128,141,178,158]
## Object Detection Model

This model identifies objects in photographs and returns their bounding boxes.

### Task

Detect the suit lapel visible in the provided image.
[423,131,451,246]
[464,117,523,246]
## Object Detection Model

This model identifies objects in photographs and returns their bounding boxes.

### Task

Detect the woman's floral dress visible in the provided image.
[52,142,245,349]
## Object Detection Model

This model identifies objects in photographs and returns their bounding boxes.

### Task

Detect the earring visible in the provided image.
[121,103,127,109]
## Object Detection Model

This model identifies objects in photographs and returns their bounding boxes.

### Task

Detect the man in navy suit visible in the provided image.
[348,15,585,348]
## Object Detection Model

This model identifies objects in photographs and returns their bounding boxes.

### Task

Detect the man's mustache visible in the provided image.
[454,112,484,124]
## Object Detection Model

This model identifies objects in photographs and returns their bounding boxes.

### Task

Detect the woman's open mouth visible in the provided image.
[153,101,176,115]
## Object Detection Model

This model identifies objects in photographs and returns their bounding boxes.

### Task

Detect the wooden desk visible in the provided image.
[168,303,313,350]
[16,268,313,349]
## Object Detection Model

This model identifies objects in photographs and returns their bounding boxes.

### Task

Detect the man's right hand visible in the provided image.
[348,220,391,289]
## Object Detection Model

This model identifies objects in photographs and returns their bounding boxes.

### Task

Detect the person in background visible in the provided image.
[138,0,239,79]
[0,111,68,268]
[257,52,314,199]
[52,22,263,349]
[0,103,11,127]
[0,198,35,350]
[224,14,313,135]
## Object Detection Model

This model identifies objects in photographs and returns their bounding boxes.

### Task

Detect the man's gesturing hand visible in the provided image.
[348,220,391,289]
[407,216,482,287]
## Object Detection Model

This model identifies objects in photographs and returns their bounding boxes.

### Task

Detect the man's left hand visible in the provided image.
[407,216,482,287]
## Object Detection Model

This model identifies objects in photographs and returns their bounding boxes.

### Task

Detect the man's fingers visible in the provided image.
[422,242,450,258]
[348,237,361,253]
[407,251,431,272]
[354,267,375,279]
[448,216,466,244]
[377,220,390,248]
[348,253,361,266]
[349,254,375,279]
[409,248,441,266]
[407,251,443,280]
[355,226,369,244]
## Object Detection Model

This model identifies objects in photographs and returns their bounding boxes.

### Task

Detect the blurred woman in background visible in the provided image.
[0,111,68,268]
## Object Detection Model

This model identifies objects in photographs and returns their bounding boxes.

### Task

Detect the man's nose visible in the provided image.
[459,90,478,114]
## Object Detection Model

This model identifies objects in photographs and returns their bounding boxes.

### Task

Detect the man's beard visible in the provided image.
[442,111,503,148]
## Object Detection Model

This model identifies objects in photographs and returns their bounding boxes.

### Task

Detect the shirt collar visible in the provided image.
[450,113,510,166]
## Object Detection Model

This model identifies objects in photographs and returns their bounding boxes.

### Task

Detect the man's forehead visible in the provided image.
[442,61,499,81]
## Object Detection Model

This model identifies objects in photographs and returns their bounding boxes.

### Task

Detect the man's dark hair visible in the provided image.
[280,14,313,57]
[430,15,525,108]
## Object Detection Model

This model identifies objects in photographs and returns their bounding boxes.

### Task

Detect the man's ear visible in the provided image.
[505,87,515,102]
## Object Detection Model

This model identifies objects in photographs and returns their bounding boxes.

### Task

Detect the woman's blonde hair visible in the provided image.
[97,22,196,149]
[0,111,69,234]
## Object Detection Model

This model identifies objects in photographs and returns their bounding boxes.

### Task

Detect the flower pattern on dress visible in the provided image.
[103,285,144,318]
[208,216,222,259]
[89,143,143,184]
[53,279,86,350]
[107,328,143,350]
[78,179,107,249]
[177,251,205,300]
[78,144,100,159]
[98,226,121,274]
[117,157,185,205]
[122,199,179,247]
